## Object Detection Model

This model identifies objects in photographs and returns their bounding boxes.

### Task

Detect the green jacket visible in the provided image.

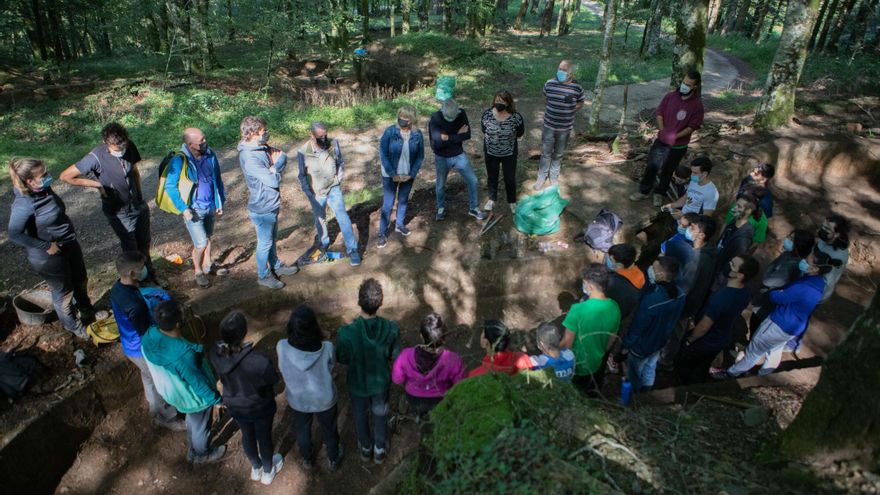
[336,316,401,397]
[141,325,221,413]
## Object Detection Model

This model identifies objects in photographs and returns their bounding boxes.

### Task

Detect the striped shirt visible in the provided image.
[481,109,525,157]
[543,79,586,131]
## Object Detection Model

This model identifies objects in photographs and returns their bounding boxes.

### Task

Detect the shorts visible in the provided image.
[183,207,215,248]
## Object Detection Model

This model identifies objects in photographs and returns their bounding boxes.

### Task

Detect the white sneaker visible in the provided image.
[250,467,261,481]
[484,199,494,211]
[260,453,284,485]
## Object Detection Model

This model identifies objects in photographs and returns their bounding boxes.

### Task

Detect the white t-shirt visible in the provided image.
[816,239,849,302]
[682,181,719,214]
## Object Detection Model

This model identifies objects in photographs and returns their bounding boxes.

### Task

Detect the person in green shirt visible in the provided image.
[336,278,400,465]
[560,263,622,396]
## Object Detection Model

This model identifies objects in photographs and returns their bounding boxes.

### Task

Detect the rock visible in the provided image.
[741,406,769,427]
[846,122,863,133]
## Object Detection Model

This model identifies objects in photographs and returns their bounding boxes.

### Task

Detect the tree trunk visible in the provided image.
[443,0,453,33]
[824,0,857,49]
[722,0,740,34]
[849,0,880,49]
[530,0,541,14]
[402,0,412,33]
[20,0,49,61]
[226,0,235,40]
[808,0,830,48]
[814,0,840,47]
[418,0,430,30]
[540,0,555,35]
[708,0,724,32]
[753,0,821,128]
[733,0,753,32]
[360,0,370,40]
[751,0,772,38]
[590,0,619,134]
[45,0,72,61]
[562,0,577,34]
[644,0,664,56]
[556,0,567,34]
[672,0,709,88]
[838,0,874,51]
[515,0,529,28]
[390,0,396,36]
[166,0,191,73]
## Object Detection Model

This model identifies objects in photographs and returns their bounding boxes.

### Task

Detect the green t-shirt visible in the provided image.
[562,298,621,376]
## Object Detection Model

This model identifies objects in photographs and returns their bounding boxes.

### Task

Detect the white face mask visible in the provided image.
[137,265,149,282]
[582,281,590,297]
[110,147,126,158]
[679,83,692,95]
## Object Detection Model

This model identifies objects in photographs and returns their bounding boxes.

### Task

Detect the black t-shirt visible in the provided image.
[606,272,640,321]
[690,286,751,352]
[75,142,144,214]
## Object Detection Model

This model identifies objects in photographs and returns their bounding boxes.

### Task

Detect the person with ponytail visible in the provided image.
[392,313,466,417]
[467,319,531,378]
[7,157,93,339]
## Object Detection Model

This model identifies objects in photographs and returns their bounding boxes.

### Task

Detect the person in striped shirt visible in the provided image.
[536,60,586,190]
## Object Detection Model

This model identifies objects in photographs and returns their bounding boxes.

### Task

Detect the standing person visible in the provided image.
[297,122,360,265]
[378,105,425,248]
[815,215,850,302]
[8,158,93,339]
[660,157,718,216]
[603,244,644,374]
[467,319,531,377]
[140,300,226,464]
[536,60,586,190]
[209,311,283,485]
[164,128,226,289]
[630,70,704,206]
[713,195,758,289]
[392,313,466,416]
[335,278,400,465]
[60,123,156,280]
[560,264,622,395]
[278,306,343,471]
[751,230,815,330]
[110,251,183,430]
[622,257,686,393]
[481,90,525,213]
[681,215,718,319]
[428,99,484,221]
[238,116,299,290]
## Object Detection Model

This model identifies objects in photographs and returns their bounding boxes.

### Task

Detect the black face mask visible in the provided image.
[315,136,331,149]
[397,118,411,128]
[494,103,508,112]
[198,142,208,154]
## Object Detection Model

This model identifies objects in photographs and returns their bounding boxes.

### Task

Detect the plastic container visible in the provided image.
[620,379,633,407]
[12,289,55,326]
[326,251,344,260]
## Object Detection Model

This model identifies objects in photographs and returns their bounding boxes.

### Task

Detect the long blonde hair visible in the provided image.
[9,157,45,196]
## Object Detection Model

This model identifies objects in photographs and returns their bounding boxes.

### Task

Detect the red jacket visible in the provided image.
[467,351,531,378]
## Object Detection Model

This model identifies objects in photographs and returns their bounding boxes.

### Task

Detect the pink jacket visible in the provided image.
[392,347,466,398]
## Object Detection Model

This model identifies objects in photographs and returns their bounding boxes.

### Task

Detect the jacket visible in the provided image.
[208,342,279,419]
[8,188,76,259]
[277,340,337,413]
[623,282,686,358]
[165,145,226,213]
[762,252,802,290]
[392,347,466,398]
[379,125,425,178]
[140,326,221,413]
[467,351,531,377]
[714,221,755,289]
[336,316,401,397]
[238,141,287,214]
[768,275,825,336]
[683,246,717,318]
[109,280,154,358]
[297,139,344,200]
[428,109,471,157]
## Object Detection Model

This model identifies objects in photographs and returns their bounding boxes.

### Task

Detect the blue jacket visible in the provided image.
[768,275,824,336]
[379,125,425,178]
[164,145,225,213]
[141,326,221,413]
[238,142,287,214]
[623,282,686,358]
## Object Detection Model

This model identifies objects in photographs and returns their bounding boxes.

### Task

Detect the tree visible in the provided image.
[824,0,858,49]
[671,0,709,88]
[751,0,773,39]
[514,0,529,29]
[732,0,753,32]
[753,0,821,128]
[590,0,619,134]
[539,0,555,35]
[402,0,412,33]
[708,0,724,32]
[641,0,664,57]
[814,0,841,48]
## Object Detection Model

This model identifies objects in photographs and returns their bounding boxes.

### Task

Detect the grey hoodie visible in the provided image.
[276,339,337,413]
[238,141,287,214]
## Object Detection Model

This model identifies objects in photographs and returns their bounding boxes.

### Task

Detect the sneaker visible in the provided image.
[435,208,446,221]
[483,199,495,211]
[533,178,546,191]
[359,445,372,462]
[70,327,89,340]
[374,447,386,465]
[709,367,730,380]
[258,275,285,289]
[195,272,210,289]
[349,251,361,266]
[275,264,300,276]
[192,445,227,464]
[329,445,345,472]
[629,192,650,201]
[260,453,284,485]
[153,417,187,431]
[250,466,261,481]
[509,202,517,214]
[395,224,411,236]
[377,235,387,249]
[468,209,486,220]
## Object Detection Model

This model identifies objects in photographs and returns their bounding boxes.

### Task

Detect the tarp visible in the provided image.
[435,75,456,101]
[514,185,569,235]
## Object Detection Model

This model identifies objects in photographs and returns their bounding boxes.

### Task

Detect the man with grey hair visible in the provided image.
[536,60,585,190]
[297,122,360,266]
[164,127,226,288]
[428,98,484,221]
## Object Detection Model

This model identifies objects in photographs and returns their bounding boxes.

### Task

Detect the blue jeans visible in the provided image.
[626,350,661,392]
[380,177,414,235]
[435,153,478,212]
[248,210,282,279]
[538,126,570,182]
[183,207,215,249]
[309,185,358,254]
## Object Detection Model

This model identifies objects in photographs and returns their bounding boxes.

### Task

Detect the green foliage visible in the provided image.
[389,32,487,62]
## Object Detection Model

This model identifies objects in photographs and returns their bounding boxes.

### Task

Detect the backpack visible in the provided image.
[0,351,38,400]
[155,151,193,215]
[86,316,120,346]
[582,208,623,253]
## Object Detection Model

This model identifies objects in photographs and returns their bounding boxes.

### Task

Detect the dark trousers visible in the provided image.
[379,177,415,235]
[351,391,389,452]
[106,202,153,275]
[292,404,340,462]
[674,345,720,385]
[406,393,442,417]
[639,140,688,195]
[232,412,275,472]
[485,153,517,203]
[572,354,608,397]
[29,240,91,333]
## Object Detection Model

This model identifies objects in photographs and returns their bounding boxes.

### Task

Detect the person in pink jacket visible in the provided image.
[392,313,466,417]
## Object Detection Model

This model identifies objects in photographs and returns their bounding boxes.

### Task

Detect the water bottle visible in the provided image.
[620,379,633,407]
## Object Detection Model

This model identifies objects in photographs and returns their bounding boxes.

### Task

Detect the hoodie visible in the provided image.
[623,282,686,358]
[336,316,401,397]
[768,275,825,336]
[208,342,279,419]
[238,141,287,214]
[467,351,531,378]
[392,347,466,399]
[140,326,221,414]
[277,340,337,413]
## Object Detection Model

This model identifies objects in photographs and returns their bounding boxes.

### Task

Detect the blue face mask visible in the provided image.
[798,259,810,273]
[684,228,695,242]
[556,70,569,83]
[40,174,54,189]
[783,238,794,252]
[679,83,692,95]
[605,256,614,270]
[647,266,657,284]
[677,225,687,236]
[690,175,700,184]
[137,265,149,282]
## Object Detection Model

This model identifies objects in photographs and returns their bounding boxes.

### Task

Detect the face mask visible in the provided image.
[679,83,692,95]
[732,208,745,219]
[647,266,657,284]
[258,131,269,145]
[110,147,126,158]
[677,225,687,236]
[494,103,508,112]
[582,281,591,297]
[315,136,330,149]
[556,70,569,82]
[443,111,458,122]
[39,174,54,189]
[818,230,832,242]
[397,118,410,128]
[605,256,614,270]
[198,142,208,154]
[798,259,811,273]
[690,175,700,184]
[783,238,794,252]
[137,265,149,282]
[684,228,695,242]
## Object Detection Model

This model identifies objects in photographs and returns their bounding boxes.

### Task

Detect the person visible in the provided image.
[630,70,704,206]
[481,90,525,213]
[238,116,299,289]
[8,158,93,339]
[164,127,226,289]
[392,313,466,416]
[815,215,850,302]
[140,300,226,464]
[428,98,484,221]
[560,264,621,395]
[622,257,686,392]
[60,123,156,280]
[378,105,425,248]
[750,230,815,331]
[467,319,531,377]
[527,322,576,382]
[661,212,700,253]
[665,164,692,202]
[536,60,586,190]
[719,251,830,378]
[335,278,400,465]
[660,157,718,217]
[675,256,759,384]
[736,162,774,219]
[297,122,360,265]
[713,195,758,289]
[109,251,183,430]
[603,244,644,374]
[681,215,718,319]
[277,306,343,471]
[661,213,701,293]
[725,183,769,244]
[208,311,283,484]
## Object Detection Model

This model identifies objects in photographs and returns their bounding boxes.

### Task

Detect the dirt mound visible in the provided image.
[359,42,438,92]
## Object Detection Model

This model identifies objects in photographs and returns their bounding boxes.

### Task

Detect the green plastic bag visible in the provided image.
[436,75,456,101]
[514,185,570,235]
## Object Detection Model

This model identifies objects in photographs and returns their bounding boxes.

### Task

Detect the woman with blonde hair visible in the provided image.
[8,157,93,338]
[377,104,425,248]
